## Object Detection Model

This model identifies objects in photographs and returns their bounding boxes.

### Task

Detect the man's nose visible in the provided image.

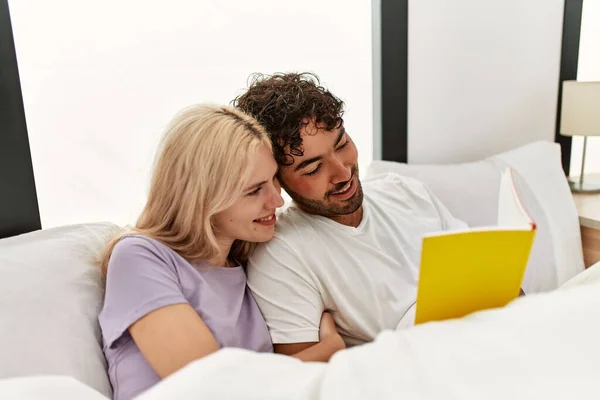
[330,157,351,184]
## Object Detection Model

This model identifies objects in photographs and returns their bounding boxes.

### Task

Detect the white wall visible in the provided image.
[408,0,565,164]
[571,0,600,177]
[9,0,372,228]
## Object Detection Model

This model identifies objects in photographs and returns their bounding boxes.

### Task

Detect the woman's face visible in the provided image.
[213,144,284,244]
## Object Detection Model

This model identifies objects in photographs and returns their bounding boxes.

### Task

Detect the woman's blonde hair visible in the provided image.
[100,104,272,277]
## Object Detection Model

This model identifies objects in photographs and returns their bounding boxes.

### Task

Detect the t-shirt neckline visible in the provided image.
[292,198,370,236]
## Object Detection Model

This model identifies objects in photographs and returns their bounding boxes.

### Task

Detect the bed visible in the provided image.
[1,140,599,400]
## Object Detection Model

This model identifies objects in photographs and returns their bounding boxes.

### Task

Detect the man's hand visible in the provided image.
[319,312,339,341]
[319,312,345,353]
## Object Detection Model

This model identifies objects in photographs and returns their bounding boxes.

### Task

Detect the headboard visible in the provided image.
[0,0,41,239]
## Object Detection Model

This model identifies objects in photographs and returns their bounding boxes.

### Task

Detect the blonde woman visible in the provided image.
[98,105,345,400]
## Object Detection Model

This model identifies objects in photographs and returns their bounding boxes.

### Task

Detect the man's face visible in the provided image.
[278,120,363,218]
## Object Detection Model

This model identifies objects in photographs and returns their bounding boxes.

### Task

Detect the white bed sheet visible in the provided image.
[138,264,600,400]
[0,376,108,400]
[3,265,599,400]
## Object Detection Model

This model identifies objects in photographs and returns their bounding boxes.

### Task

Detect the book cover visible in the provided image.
[414,168,536,325]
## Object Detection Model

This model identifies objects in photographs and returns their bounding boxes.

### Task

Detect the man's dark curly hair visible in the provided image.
[232,72,345,166]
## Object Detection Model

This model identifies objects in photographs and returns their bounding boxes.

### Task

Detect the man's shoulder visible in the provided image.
[247,223,309,275]
[248,206,324,268]
[364,171,427,188]
[270,206,317,245]
[363,172,431,199]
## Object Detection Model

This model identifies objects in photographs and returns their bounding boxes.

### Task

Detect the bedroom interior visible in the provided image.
[1,0,600,399]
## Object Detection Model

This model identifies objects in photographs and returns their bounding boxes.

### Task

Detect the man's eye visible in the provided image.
[336,140,349,151]
[305,164,322,177]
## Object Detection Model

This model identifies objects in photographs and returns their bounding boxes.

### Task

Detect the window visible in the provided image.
[10,0,372,228]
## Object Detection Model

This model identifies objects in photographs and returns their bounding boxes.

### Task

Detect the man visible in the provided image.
[233,72,467,357]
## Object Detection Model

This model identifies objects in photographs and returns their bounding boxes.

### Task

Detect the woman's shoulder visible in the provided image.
[111,234,177,269]
[114,234,167,252]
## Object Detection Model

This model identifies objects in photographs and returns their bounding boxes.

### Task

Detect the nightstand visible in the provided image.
[573,192,600,268]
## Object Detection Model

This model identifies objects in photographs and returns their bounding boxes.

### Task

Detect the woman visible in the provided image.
[98,105,344,400]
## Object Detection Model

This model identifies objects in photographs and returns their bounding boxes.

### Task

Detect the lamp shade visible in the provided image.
[560,81,600,137]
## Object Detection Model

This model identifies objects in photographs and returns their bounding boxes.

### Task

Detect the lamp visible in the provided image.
[560,80,600,193]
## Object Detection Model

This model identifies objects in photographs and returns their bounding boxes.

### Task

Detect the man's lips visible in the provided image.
[329,176,357,200]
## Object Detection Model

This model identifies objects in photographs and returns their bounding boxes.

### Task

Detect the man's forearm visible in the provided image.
[290,335,345,362]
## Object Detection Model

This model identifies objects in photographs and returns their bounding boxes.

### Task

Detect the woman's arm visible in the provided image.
[131,306,344,377]
[129,303,220,378]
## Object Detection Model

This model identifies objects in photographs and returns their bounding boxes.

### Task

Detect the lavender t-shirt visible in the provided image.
[98,235,273,400]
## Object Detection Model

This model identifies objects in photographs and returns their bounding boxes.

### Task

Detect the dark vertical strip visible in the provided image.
[556,0,584,176]
[0,0,41,239]
[381,0,408,162]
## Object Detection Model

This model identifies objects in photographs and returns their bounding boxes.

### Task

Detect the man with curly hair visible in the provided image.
[233,72,467,355]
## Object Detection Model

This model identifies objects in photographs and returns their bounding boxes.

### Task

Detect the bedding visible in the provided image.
[0,140,592,399]
[0,222,120,398]
[135,263,600,399]
[0,254,598,400]
[0,376,108,400]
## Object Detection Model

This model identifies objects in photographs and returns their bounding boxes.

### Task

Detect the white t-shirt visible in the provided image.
[247,173,467,347]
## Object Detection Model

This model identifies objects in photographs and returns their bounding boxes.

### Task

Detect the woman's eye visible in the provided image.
[247,187,262,196]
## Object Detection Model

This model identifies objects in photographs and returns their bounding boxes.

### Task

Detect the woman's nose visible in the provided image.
[268,180,285,208]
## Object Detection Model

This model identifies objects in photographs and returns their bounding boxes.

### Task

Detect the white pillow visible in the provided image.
[368,158,501,228]
[0,222,120,398]
[0,376,109,400]
[560,263,600,289]
[367,140,584,293]
[491,141,584,288]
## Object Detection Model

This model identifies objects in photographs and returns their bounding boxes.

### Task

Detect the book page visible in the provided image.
[497,168,533,229]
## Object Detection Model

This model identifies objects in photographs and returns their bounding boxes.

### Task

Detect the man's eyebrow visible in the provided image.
[334,127,346,147]
[293,127,346,172]
[294,156,322,172]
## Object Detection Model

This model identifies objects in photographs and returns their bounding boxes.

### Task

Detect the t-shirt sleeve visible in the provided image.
[384,172,468,231]
[423,185,469,231]
[247,238,323,344]
[99,236,188,349]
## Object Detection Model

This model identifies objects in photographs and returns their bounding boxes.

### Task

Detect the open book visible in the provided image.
[414,168,536,325]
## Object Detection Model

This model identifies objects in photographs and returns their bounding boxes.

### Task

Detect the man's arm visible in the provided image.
[248,238,341,360]
[283,339,345,362]
[276,342,314,356]
[278,314,345,362]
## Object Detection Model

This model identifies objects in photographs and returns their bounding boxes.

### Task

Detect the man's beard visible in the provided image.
[283,165,364,218]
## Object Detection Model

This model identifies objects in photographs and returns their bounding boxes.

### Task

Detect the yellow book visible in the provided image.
[414,167,536,325]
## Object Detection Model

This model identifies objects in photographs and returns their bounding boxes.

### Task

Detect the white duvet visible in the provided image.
[3,264,600,400]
